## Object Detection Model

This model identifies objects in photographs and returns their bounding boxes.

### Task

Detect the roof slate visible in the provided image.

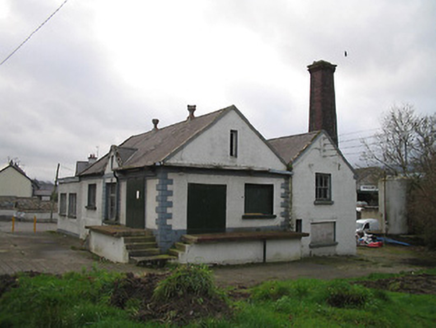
[267,131,321,164]
[80,106,232,176]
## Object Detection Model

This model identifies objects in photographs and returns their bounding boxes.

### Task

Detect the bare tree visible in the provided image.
[361,104,436,176]
[408,154,436,248]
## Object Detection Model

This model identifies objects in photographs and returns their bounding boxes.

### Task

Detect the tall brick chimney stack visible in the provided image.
[307,60,338,146]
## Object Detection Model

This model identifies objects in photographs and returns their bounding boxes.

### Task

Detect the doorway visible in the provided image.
[187,183,226,234]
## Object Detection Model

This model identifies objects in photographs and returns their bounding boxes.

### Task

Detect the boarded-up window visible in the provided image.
[311,222,336,245]
[244,184,274,217]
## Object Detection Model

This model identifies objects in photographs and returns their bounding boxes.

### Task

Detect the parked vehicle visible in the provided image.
[356,218,380,233]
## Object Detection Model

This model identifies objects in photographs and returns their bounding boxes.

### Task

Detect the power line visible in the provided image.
[338,127,380,137]
[0,0,70,67]
[340,134,377,144]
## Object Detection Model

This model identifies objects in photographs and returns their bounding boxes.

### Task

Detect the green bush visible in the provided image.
[152,264,218,302]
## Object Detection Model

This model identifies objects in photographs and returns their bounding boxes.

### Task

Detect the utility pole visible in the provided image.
[50,163,60,223]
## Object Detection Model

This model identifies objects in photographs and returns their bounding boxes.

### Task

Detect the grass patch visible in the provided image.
[0,269,131,328]
[1,268,436,327]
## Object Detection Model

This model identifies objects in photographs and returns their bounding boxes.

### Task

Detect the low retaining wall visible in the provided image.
[88,231,129,263]
[178,231,309,265]
[178,238,302,265]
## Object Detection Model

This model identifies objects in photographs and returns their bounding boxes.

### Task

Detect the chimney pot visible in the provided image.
[88,154,97,164]
[187,105,196,120]
[152,118,159,130]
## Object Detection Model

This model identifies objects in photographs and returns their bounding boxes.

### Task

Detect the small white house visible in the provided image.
[0,161,34,197]
[58,105,304,264]
[269,131,357,256]
[58,59,357,263]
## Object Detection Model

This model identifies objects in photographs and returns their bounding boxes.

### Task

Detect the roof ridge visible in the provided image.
[126,106,231,141]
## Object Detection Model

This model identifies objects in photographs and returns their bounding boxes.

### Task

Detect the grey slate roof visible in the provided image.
[80,106,233,176]
[268,131,321,164]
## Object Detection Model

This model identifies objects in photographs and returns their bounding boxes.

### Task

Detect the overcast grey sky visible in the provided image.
[1,0,435,181]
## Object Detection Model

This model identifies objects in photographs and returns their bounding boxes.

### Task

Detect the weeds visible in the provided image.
[325,280,370,308]
[153,264,219,301]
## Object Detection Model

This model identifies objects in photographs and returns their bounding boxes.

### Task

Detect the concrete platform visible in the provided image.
[0,221,152,275]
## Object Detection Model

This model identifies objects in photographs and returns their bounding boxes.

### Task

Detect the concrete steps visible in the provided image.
[167,241,190,259]
[124,233,176,266]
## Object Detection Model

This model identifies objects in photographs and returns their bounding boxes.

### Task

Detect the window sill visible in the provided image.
[86,205,97,210]
[309,242,338,248]
[314,200,334,205]
[242,214,277,219]
[67,215,77,219]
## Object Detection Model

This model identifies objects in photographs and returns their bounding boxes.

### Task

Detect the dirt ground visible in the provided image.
[212,244,436,288]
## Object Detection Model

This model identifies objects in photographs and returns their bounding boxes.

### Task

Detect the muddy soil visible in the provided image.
[355,273,436,295]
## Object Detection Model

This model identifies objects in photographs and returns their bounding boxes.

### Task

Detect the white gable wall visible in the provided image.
[0,167,32,197]
[291,133,356,256]
[167,110,286,171]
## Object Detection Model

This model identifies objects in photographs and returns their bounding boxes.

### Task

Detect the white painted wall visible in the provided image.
[57,179,82,237]
[0,167,32,197]
[178,239,301,265]
[291,133,356,257]
[167,109,286,171]
[146,178,158,229]
[118,180,127,225]
[169,172,286,231]
[79,178,105,238]
[378,177,409,235]
[88,232,129,263]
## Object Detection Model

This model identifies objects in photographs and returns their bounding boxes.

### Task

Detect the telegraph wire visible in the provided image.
[0,0,70,67]
[338,127,380,137]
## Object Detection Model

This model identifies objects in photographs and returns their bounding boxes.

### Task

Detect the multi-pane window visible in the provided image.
[87,184,97,209]
[68,193,77,218]
[230,130,238,157]
[59,193,67,216]
[315,173,331,201]
[106,183,117,221]
[244,184,274,217]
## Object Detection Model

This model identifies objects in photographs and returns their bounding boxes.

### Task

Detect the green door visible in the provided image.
[126,178,145,229]
[187,183,226,234]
